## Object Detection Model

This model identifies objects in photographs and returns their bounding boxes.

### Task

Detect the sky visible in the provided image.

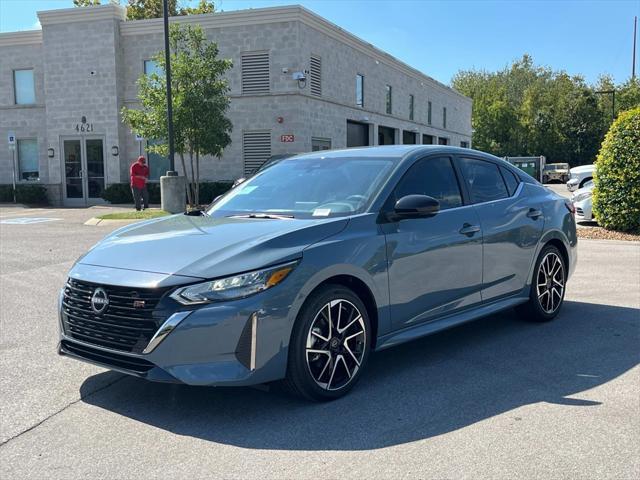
[1,0,638,86]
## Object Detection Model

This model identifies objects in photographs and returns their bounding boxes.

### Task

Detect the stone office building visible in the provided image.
[0,4,472,206]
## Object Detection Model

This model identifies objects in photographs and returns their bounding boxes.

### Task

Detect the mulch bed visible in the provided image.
[576,224,640,241]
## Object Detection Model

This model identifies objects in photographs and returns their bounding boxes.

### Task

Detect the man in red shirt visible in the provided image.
[130,156,150,211]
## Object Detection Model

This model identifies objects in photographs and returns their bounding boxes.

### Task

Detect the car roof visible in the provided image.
[290,145,497,162]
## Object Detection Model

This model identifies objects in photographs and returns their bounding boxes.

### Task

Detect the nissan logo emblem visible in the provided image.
[91,287,109,314]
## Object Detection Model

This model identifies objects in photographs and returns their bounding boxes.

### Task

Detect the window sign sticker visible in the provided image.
[238,185,258,195]
[312,208,331,217]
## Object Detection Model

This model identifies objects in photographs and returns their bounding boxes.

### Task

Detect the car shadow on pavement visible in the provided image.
[80,300,639,451]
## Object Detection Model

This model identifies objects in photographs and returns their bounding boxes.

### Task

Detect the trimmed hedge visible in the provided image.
[0,184,13,202]
[101,181,233,205]
[592,107,640,232]
[0,184,49,205]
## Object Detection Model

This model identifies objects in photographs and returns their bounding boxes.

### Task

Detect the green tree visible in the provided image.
[592,107,640,232]
[73,0,102,6]
[122,23,232,207]
[595,76,640,123]
[126,0,214,20]
[74,0,216,19]
[452,55,608,166]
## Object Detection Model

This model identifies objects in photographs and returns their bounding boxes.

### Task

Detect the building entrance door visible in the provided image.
[62,137,106,206]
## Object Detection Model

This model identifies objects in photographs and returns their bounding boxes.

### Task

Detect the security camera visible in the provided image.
[89,70,97,76]
[292,71,306,80]
[282,67,289,74]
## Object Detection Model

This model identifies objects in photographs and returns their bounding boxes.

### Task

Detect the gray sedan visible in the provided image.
[58,146,577,401]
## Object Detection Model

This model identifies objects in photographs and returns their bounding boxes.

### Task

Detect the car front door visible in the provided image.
[380,156,484,331]
[456,156,544,302]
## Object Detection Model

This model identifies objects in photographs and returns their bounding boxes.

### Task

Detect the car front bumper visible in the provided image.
[567,179,580,192]
[58,266,300,387]
[574,199,593,222]
[543,173,569,182]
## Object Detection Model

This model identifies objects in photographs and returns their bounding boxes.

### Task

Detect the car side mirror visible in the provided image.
[390,194,440,221]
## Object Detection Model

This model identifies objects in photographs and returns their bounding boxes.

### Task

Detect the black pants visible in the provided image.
[131,185,149,211]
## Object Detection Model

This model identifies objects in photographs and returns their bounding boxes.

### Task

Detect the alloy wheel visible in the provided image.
[305,299,367,391]
[535,252,565,314]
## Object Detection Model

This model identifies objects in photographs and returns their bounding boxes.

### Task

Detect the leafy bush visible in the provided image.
[15,184,49,205]
[0,185,13,202]
[197,182,233,204]
[101,182,232,206]
[100,183,132,204]
[592,107,640,232]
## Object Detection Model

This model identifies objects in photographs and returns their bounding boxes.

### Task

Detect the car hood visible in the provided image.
[570,165,594,174]
[572,184,594,197]
[78,214,349,279]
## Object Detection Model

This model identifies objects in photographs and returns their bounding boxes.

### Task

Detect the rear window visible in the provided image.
[459,158,509,204]
[500,166,520,196]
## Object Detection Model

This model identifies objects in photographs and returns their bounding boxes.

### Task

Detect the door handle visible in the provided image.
[459,223,480,236]
[527,208,543,219]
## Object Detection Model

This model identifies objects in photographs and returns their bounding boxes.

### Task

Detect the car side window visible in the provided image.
[394,157,463,210]
[500,166,520,196]
[458,158,509,204]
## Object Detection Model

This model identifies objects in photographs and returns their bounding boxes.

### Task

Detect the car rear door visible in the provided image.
[380,155,483,331]
[455,156,544,302]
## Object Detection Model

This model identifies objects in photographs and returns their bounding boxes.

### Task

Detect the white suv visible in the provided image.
[567,164,595,192]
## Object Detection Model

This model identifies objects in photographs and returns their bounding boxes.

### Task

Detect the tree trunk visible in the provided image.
[180,151,193,207]
[189,149,196,207]
[195,151,200,206]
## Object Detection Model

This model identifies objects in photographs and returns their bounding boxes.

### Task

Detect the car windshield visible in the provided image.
[584,180,594,189]
[209,156,395,219]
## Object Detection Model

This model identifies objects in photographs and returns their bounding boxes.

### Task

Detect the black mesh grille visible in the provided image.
[61,278,170,353]
[61,340,155,374]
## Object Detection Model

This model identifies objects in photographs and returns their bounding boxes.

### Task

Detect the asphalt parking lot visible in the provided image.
[0,205,638,479]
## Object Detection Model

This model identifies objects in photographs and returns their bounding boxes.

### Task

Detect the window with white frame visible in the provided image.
[356,74,364,107]
[14,69,35,105]
[385,85,392,114]
[409,94,415,120]
[17,139,39,180]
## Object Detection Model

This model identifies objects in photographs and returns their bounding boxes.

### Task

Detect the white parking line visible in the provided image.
[0,217,62,225]
[0,208,48,219]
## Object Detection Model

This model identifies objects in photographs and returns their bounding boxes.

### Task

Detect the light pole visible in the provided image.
[159,0,186,214]
[163,0,176,175]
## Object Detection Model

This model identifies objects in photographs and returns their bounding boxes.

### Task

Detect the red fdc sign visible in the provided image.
[280,134,295,143]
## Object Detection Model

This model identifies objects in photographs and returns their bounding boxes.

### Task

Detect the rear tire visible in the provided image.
[282,284,371,401]
[516,245,566,322]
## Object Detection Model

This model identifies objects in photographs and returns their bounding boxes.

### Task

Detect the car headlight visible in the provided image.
[572,191,592,203]
[170,260,299,305]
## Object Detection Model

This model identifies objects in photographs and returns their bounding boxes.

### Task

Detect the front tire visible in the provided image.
[283,285,371,401]
[517,245,567,322]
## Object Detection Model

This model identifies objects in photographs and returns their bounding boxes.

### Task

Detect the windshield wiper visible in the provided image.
[227,213,294,220]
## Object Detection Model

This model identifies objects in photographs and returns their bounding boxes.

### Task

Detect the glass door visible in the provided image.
[63,139,84,205]
[62,137,106,206]
[85,139,105,201]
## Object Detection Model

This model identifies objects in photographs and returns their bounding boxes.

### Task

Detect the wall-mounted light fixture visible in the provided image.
[47,148,54,158]
[359,116,370,123]
[111,146,119,156]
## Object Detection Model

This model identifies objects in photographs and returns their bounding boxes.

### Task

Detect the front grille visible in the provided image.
[60,340,155,374]
[61,279,170,353]
[576,207,584,215]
